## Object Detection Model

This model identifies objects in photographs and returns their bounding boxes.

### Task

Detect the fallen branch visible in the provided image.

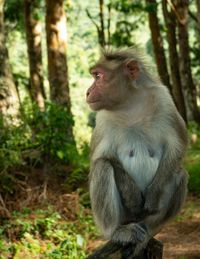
[87,238,163,259]
[0,194,11,218]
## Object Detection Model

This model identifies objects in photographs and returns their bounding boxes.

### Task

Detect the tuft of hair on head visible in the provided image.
[100,47,160,88]
[100,47,155,74]
[101,47,145,64]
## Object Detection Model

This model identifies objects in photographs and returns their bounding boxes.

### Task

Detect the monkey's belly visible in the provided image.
[118,143,162,192]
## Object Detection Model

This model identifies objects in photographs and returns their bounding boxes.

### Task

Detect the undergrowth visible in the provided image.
[0,204,98,258]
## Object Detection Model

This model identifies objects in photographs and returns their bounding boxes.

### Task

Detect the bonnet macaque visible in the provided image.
[86,49,188,255]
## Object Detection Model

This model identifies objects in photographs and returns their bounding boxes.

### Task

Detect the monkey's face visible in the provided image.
[86,60,139,111]
[86,67,107,111]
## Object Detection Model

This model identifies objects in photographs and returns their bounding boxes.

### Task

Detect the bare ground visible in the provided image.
[87,195,200,259]
[156,196,200,259]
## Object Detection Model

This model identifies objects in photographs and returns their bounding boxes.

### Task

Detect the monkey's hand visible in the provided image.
[111,223,148,244]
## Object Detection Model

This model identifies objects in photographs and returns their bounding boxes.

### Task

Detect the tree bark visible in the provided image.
[162,0,187,122]
[86,0,106,48]
[173,0,200,123]
[107,3,111,46]
[0,0,20,122]
[24,0,45,110]
[45,0,71,109]
[146,0,172,93]
[99,0,106,47]
[87,239,163,259]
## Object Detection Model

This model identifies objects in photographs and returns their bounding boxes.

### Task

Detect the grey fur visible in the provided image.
[88,49,188,255]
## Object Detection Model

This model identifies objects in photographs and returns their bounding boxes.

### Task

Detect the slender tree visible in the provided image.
[45,0,71,109]
[0,0,20,121]
[107,3,111,46]
[173,0,200,123]
[146,0,172,92]
[99,0,106,47]
[86,0,106,47]
[24,0,45,110]
[162,0,187,122]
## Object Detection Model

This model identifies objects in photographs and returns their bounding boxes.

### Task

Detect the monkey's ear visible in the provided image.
[125,60,140,80]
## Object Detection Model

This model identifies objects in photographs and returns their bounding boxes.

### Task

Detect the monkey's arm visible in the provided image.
[89,158,123,237]
[111,163,188,254]
[110,158,145,221]
[89,157,145,237]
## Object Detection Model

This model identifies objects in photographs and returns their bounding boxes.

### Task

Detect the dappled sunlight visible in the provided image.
[57,15,67,43]
[0,0,200,257]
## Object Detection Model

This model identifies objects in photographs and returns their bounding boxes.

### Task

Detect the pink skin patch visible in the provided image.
[90,67,105,80]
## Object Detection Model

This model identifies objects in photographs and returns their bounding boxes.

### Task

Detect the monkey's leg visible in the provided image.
[156,168,188,224]
[111,169,188,254]
[133,169,188,254]
[110,158,144,221]
[89,158,123,238]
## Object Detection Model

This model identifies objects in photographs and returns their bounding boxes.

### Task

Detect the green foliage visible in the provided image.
[191,41,200,80]
[188,122,200,141]
[186,150,200,196]
[4,0,24,30]
[4,0,44,31]
[22,101,77,163]
[0,115,29,193]
[111,21,135,47]
[46,236,86,259]
[0,205,97,258]
[185,124,200,196]
[113,0,145,13]
[110,0,147,47]
[0,100,87,193]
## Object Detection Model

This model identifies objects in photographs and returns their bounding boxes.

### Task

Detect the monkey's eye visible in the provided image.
[96,73,101,79]
[93,72,102,80]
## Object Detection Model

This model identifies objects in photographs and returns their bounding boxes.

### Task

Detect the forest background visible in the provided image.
[0,0,200,258]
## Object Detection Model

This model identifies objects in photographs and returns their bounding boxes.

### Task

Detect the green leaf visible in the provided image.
[56,150,64,159]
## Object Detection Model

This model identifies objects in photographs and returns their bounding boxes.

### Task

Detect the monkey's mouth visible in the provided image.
[87,100,102,111]
[87,99,101,105]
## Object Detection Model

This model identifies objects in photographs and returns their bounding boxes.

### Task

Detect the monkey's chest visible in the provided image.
[117,139,162,192]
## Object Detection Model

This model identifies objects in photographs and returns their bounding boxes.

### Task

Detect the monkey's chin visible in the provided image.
[88,102,102,111]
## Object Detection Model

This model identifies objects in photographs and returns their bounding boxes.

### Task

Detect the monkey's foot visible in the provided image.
[111,223,147,244]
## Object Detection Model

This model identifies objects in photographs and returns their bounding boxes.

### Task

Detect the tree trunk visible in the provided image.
[162,0,187,122]
[99,0,106,47]
[196,0,200,33]
[45,0,71,109]
[0,0,20,122]
[87,239,163,259]
[107,3,111,46]
[146,0,172,93]
[86,0,106,48]
[24,0,45,110]
[173,0,200,123]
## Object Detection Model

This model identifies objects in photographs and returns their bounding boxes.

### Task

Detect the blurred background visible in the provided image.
[0,0,200,258]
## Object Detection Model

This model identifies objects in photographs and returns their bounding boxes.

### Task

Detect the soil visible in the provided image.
[156,196,200,259]
[1,169,200,259]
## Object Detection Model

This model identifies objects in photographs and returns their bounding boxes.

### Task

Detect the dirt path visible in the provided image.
[156,196,200,259]
[156,221,200,258]
[88,196,200,259]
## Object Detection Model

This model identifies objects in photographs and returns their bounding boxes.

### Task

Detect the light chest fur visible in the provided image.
[92,111,163,192]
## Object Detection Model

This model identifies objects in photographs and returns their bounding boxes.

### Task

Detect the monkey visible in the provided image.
[86,49,188,255]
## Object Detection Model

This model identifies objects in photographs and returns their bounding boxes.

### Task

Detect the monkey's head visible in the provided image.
[86,49,155,111]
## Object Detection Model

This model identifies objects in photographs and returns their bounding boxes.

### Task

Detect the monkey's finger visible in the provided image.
[131,224,146,242]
